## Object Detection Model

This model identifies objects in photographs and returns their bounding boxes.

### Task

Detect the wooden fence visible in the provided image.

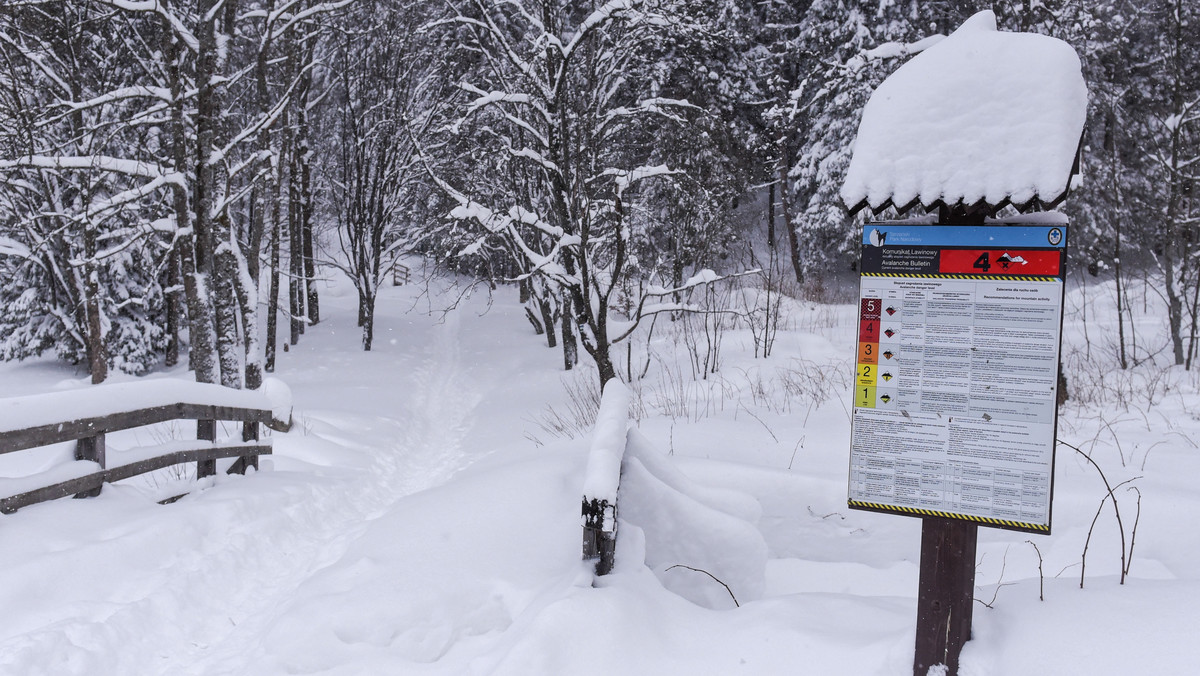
[0,385,290,514]
[581,382,631,576]
[393,262,411,286]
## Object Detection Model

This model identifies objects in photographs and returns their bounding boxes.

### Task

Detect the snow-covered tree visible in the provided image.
[0,3,176,382]
[431,0,716,387]
[786,1,931,277]
[318,0,447,350]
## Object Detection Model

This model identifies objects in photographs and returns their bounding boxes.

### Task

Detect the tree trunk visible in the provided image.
[298,49,319,328]
[213,215,244,389]
[361,291,375,351]
[265,185,283,372]
[190,0,230,385]
[289,148,304,345]
[780,160,802,285]
[200,0,244,389]
[285,31,305,346]
[1164,0,1187,366]
[302,174,319,326]
[538,293,558,348]
[162,11,216,383]
[560,287,577,370]
[766,180,776,249]
[83,246,107,385]
[234,237,262,390]
[165,246,182,368]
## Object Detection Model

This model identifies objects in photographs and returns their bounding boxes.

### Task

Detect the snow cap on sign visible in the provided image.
[840,10,1087,216]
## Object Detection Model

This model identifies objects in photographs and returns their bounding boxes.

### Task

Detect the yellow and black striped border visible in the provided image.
[848,500,1050,533]
[861,272,1058,282]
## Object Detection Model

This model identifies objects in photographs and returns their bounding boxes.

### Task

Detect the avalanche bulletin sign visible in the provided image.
[848,223,1068,533]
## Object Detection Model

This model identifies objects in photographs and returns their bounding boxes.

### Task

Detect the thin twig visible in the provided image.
[1026,540,1045,601]
[665,564,739,608]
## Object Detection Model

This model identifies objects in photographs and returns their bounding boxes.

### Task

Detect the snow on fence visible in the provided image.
[581,381,631,576]
[0,379,292,514]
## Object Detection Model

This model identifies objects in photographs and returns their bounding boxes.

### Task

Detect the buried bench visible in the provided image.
[0,379,291,514]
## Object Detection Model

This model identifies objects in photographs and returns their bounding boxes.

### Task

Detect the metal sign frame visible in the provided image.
[847,222,1067,535]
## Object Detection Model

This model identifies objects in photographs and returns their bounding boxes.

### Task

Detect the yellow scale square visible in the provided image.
[856,384,876,408]
[856,363,877,387]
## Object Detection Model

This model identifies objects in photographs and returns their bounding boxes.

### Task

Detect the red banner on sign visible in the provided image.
[939,249,1060,276]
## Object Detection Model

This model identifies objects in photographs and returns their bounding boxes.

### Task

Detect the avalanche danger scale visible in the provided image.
[848,223,1068,533]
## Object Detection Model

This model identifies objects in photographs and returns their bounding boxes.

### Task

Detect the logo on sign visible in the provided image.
[1048,228,1063,246]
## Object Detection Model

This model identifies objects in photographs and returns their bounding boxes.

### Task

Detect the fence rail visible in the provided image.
[0,382,290,514]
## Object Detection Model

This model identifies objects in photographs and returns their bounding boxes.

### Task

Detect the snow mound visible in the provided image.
[619,430,767,609]
[841,10,1087,214]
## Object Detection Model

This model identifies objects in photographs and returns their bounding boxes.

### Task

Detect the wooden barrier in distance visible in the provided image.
[1,400,289,514]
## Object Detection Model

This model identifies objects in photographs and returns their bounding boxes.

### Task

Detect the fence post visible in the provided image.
[197,419,216,478]
[582,498,617,575]
[228,421,259,475]
[73,430,105,498]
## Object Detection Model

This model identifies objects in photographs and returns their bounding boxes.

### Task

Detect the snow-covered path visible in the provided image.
[0,275,569,676]
[153,292,492,676]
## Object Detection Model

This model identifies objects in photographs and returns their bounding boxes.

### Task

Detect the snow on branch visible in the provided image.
[269,0,356,40]
[95,0,200,53]
[598,97,696,137]
[84,174,177,220]
[59,85,174,111]
[0,32,70,95]
[609,268,758,345]
[0,155,185,187]
[435,4,546,96]
[451,83,551,145]
[434,176,575,283]
[853,34,945,67]
[599,164,676,197]
[460,82,552,126]
[0,236,33,261]
[563,0,642,60]
[506,146,561,176]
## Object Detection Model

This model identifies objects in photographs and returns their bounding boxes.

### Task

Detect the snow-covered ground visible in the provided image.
[1,264,1198,675]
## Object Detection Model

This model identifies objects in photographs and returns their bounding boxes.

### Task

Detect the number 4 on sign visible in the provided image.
[974,252,991,273]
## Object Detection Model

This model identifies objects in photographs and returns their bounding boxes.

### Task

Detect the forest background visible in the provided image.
[1,0,1198,388]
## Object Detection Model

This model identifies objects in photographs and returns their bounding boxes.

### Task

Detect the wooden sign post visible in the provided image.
[914,516,977,675]
[837,12,1086,674]
[848,212,1067,674]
